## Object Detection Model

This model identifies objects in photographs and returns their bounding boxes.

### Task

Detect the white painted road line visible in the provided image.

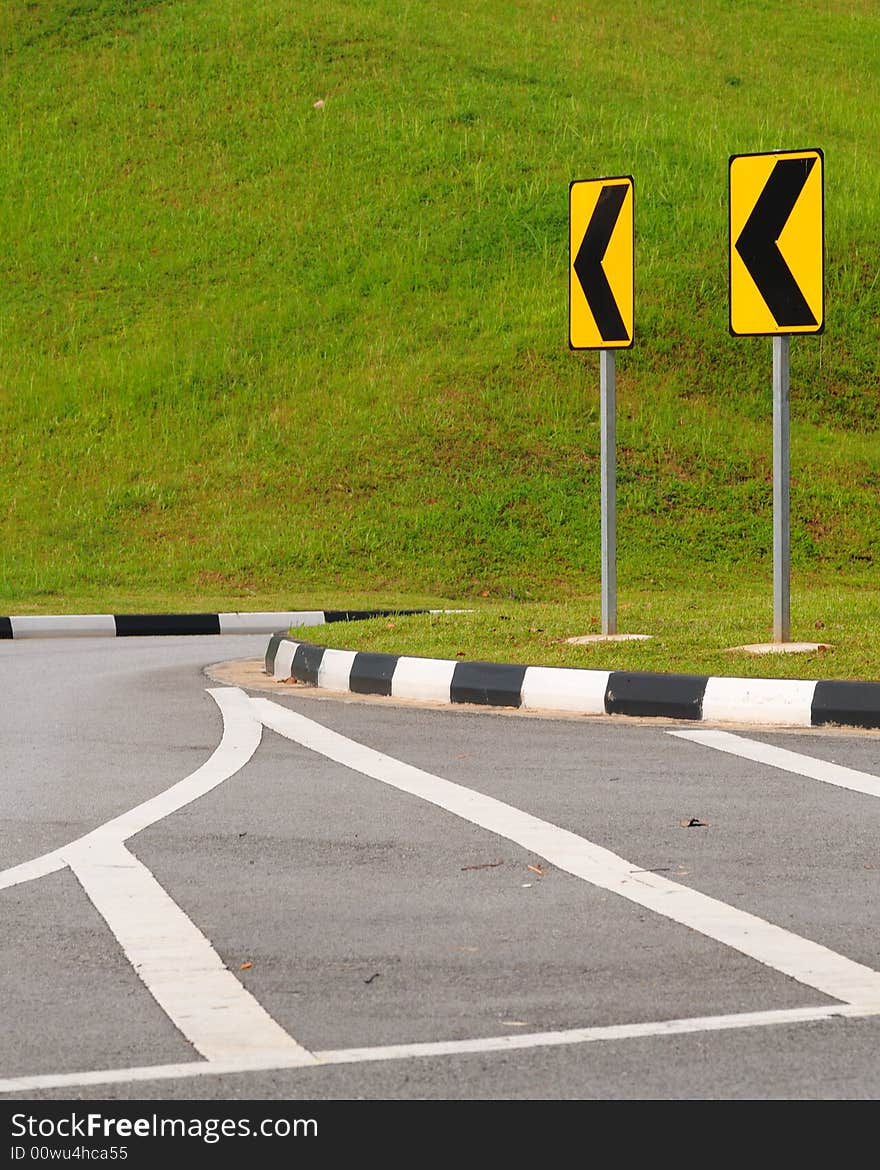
[5,683,880,1096]
[0,686,314,1071]
[0,687,262,891]
[670,728,880,800]
[69,839,315,1066]
[253,696,880,1008]
[314,1002,880,1066]
[2,1002,878,1095]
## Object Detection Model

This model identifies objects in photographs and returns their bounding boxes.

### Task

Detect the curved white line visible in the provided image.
[0,687,262,890]
[0,687,313,1063]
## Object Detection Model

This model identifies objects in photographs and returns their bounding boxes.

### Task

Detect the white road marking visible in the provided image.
[253,696,880,1008]
[1,1002,877,1095]
[0,687,262,890]
[69,838,314,1065]
[0,686,314,1067]
[670,728,880,799]
[5,684,880,1093]
[314,1002,880,1065]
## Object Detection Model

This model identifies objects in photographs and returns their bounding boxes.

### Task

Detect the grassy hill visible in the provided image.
[1,0,879,676]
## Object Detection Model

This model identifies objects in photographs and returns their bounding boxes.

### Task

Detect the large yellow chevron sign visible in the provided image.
[569,176,634,349]
[729,148,824,336]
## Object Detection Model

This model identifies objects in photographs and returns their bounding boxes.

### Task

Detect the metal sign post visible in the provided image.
[773,335,791,643]
[569,176,633,633]
[600,349,617,635]
[729,148,824,643]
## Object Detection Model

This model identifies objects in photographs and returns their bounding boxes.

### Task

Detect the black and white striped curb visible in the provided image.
[265,634,880,730]
[0,609,432,640]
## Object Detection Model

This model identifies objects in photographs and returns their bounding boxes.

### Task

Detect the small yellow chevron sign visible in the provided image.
[729,148,824,336]
[569,176,634,350]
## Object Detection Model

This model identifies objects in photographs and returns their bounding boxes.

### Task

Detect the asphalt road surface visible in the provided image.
[2,633,880,1102]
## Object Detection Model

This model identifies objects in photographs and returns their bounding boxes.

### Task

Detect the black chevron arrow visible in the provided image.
[735,156,817,327]
[573,183,629,342]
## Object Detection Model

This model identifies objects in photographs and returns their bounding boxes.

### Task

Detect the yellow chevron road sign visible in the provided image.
[729,148,824,336]
[569,176,634,350]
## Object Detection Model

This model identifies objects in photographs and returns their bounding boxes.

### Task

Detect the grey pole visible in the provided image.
[773,334,791,643]
[600,348,617,635]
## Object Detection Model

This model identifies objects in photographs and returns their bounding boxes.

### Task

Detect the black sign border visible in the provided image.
[568,174,635,351]
[728,147,825,338]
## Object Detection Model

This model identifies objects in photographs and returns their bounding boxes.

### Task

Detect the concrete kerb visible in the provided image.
[0,608,435,639]
[264,632,880,731]
[4,607,879,731]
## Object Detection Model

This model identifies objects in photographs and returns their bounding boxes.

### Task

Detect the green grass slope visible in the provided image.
[1,1,878,666]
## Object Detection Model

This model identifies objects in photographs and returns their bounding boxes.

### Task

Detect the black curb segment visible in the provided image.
[350,651,399,696]
[605,670,709,720]
[451,660,527,707]
[811,680,880,730]
[264,633,286,675]
[1,607,433,640]
[261,635,880,731]
[114,613,222,636]
[290,642,327,686]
